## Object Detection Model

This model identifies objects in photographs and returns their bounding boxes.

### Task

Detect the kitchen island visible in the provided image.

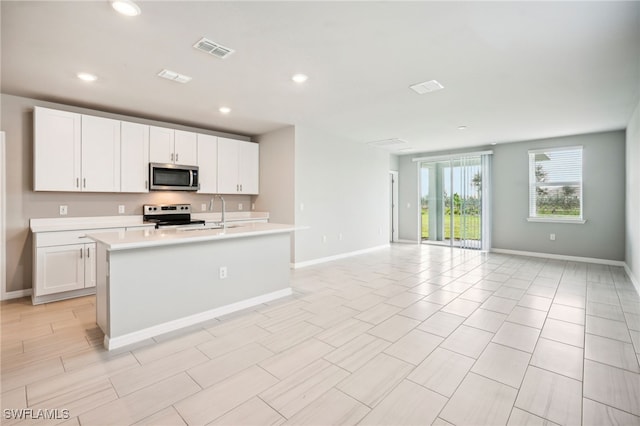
[88,222,296,350]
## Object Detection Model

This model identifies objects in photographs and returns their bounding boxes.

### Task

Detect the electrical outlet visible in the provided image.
[118,205,125,214]
[322,235,327,243]
[300,203,305,211]
[219,266,228,279]
[201,203,207,211]
[238,203,243,211]
[339,233,343,241]
[252,203,255,211]
[59,205,68,216]
[550,233,556,241]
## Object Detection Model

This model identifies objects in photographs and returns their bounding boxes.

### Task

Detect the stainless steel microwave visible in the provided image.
[149,163,199,191]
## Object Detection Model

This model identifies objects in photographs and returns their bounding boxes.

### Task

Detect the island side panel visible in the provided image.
[106,232,291,338]
[96,243,109,336]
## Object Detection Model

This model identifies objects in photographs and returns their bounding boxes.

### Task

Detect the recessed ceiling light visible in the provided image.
[77,72,97,82]
[219,107,231,114]
[110,0,141,16]
[292,73,308,83]
[457,125,468,130]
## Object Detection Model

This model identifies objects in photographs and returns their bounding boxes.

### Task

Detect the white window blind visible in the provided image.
[528,146,583,221]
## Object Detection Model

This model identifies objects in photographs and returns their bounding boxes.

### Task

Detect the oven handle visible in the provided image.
[189,170,194,188]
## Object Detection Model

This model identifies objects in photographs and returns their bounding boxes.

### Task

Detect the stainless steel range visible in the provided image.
[143,204,205,229]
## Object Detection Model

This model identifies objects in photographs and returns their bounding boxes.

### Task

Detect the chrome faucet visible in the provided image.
[210,195,226,228]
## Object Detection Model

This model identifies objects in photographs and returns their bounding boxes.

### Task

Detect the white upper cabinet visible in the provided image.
[240,141,259,194]
[197,134,218,194]
[120,121,149,192]
[149,126,175,164]
[33,108,120,192]
[174,130,198,165]
[149,127,197,166]
[34,107,81,191]
[81,115,121,192]
[217,137,259,195]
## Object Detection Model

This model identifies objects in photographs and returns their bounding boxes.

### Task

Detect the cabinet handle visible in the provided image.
[176,153,179,162]
[80,247,83,259]
[171,153,174,162]
[240,184,243,192]
[145,180,148,189]
[83,178,86,188]
[76,178,80,188]
[87,247,90,258]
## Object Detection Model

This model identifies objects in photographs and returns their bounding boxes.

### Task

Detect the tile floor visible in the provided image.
[2,244,640,425]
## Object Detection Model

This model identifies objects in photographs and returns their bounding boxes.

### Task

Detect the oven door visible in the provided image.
[149,163,199,191]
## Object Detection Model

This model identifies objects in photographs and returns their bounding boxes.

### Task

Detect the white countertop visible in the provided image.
[87,222,297,251]
[30,212,270,233]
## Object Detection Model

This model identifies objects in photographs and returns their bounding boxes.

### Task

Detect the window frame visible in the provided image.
[527,145,586,224]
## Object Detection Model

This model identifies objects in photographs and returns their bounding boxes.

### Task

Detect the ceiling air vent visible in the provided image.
[193,37,235,59]
[366,138,412,151]
[409,79,444,95]
[157,69,192,83]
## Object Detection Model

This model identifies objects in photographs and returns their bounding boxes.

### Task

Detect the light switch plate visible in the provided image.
[59,205,68,216]
[118,205,125,214]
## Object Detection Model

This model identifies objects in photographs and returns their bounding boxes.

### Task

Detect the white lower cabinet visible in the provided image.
[35,243,95,296]
[32,228,121,304]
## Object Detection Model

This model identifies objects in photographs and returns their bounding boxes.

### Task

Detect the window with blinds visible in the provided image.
[528,146,583,221]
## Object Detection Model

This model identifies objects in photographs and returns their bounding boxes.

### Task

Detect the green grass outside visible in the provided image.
[421,209,481,241]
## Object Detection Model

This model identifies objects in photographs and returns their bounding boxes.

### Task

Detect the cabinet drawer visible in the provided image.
[35,228,124,247]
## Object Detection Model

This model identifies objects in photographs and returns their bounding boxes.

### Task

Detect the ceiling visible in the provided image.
[2,1,639,153]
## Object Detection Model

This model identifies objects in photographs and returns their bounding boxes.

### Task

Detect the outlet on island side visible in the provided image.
[219,266,228,279]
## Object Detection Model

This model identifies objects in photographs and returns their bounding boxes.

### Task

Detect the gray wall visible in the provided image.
[492,131,625,261]
[1,94,252,294]
[627,99,640,282]
[390,154,399,171]
[294,125,390,263]
[397,131,626,261]
[254,125,296,260]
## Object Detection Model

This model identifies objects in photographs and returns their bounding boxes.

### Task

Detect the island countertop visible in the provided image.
[87,222,298,251]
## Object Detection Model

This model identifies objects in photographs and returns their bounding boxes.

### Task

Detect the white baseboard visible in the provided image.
[104,288,293,350]
[1,288,32,301]
[491,248,626,267]
[292,244,390,269]
[396,239,420,244]
[624,263,640,296]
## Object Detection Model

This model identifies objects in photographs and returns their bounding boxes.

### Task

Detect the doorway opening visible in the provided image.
[418,152,491,250]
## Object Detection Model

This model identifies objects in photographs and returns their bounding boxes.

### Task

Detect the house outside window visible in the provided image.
[528,146,585,223]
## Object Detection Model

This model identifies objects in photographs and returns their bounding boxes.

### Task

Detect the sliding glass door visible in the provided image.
[419,153,491,250]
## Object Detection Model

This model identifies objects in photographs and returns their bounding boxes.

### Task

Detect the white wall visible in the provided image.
[294,125,390,263]
[626,99,640,286]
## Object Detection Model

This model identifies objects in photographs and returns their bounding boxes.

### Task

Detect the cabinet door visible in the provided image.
[33,107,81,191]
[149,126,175,163]
[35,244,85,296]
[197,134,218,193]
[81,115,121,192]
[217,137,241,194]
[84,243,97,288]
[239,142,259,194]
[121,121,150,192]
[174,130,197,165]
